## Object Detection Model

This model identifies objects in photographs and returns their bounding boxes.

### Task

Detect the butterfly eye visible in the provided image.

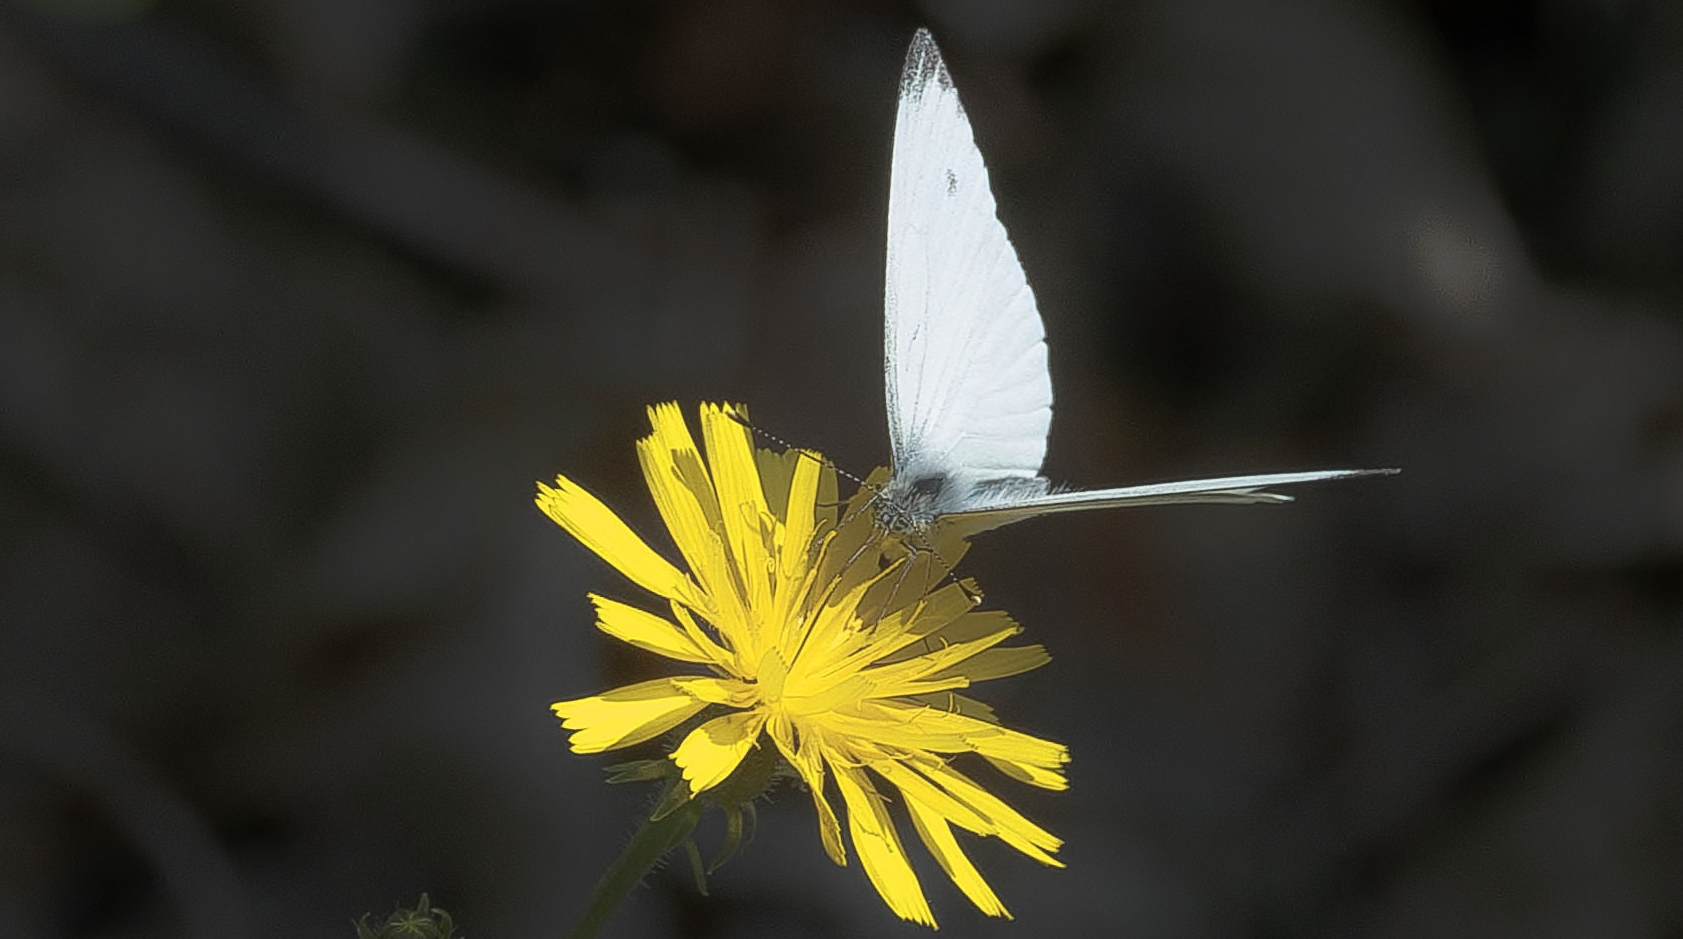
[910,475,946,499]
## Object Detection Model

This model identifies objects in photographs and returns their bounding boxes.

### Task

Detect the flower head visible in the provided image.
[538,402,1067,925]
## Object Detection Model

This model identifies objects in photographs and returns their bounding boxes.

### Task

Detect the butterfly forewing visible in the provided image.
[884,30,1053,484]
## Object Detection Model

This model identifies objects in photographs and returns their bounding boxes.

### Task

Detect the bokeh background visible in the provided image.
[2,0,1681,936]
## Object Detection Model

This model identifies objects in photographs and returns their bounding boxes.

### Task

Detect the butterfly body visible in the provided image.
[877,470,1051,536]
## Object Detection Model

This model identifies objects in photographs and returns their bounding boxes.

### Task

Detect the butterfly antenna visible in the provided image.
[723,405,878,492]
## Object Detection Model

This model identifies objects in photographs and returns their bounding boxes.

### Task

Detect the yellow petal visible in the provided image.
[637,404,744,630]
[903,790,1010,919]
[668,601,740,672]
[921,608,1019,648]
[589,594,712,664]
[669,675,758,708]
[967,727,1069,789]
[914,759,1063,866]
[848,701,1069,783]
[861,547,961,624]
[536,476,700,608]
[816,479,889,597]
[872,759,992,836]
[832,764,935,926]
[926,645,1050,683]
[982,754,1068,790]
[813,453,842,533]
[783,675,876,717]
[633,438,720,582]
[551,678,708,753]
[700,403,773,623]
[752,443,795,519]
[671,709,768,793]
[782,453,825,542]
[848,582,982,669]
[792,560,904,678]
[905,691,999,724]
[768,716,846,866]
[855,630,1017,696]
[818,709,972,754]
[643,402,719,522]
[771,450,825,644]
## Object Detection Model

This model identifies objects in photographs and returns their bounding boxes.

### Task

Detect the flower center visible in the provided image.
[755,648,789,706]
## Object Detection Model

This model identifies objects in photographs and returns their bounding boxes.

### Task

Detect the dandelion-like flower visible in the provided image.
[538,402,1068,925]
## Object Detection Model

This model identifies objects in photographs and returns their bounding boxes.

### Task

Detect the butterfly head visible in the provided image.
[875,471,948,537]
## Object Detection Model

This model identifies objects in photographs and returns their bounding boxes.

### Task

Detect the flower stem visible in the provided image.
[565,792,705,939]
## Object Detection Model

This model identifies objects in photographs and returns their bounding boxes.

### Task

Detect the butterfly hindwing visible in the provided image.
[938,469,1396,537]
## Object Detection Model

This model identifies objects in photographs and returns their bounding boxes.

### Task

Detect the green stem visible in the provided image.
[565,795,705,939]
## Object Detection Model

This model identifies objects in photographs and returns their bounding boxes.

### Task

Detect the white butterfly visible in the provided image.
[875,30,1392,540]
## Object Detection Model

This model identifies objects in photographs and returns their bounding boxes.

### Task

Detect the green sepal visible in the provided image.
[354,893,456,939]
[650,773,694,820]
[603,759,675,784]
[684,839,709,895]
[708,805,744,875]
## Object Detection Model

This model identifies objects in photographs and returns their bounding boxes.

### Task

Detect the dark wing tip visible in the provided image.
[901,28,953,101]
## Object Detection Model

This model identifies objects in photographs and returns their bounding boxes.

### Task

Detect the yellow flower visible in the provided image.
[538,402,1068,926]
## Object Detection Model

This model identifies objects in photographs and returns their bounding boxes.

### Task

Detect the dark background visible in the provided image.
[2,0,1681,936]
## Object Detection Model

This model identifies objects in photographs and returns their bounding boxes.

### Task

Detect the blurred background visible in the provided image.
[2,0,1680,936]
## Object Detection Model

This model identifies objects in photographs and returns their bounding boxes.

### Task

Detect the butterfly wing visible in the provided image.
[881,30,1394,540]
[884,30,1052,486]
[936,469,1398,538]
